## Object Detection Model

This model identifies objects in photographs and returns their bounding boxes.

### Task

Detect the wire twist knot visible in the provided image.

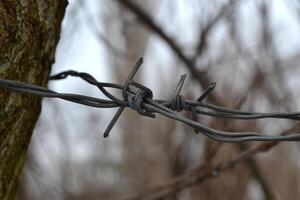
[126,81,155,118]
[170,94,188,112]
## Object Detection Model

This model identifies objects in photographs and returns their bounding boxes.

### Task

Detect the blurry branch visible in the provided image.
[238,143,274,200]
[234,90,275,200]
[226,2,293,109]
[79,0,132,60]
[259,2,295,110]
[123,122,300,200]
[87,18,132,60]
[227,8,294,198]
[193,0,238,61]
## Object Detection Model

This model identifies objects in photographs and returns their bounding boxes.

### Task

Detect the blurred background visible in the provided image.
[15,0,300,199]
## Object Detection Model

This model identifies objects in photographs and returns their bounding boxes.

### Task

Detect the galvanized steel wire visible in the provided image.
[1,57,300,142]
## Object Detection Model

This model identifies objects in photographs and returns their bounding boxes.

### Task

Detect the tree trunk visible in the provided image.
[0,1,67,199]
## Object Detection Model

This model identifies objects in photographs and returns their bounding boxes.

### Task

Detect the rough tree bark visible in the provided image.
[0,1,67,199]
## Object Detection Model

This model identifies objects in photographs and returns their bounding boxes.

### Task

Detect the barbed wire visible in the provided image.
[1,57,300,142]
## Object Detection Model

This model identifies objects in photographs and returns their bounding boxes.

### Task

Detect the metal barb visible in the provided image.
[171,74,186,111]
[1,58,300,142]
[104,57,144,138]
[197,82,216,102]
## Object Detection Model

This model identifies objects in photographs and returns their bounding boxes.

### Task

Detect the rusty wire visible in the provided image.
[1,57,300,142]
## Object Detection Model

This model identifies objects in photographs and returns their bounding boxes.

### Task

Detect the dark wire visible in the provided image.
[1,57,300,142]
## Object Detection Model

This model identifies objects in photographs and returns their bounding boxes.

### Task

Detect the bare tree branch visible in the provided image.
[193,0,238,61]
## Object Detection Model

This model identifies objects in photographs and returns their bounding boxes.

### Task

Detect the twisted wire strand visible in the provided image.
[1,57,300,142]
